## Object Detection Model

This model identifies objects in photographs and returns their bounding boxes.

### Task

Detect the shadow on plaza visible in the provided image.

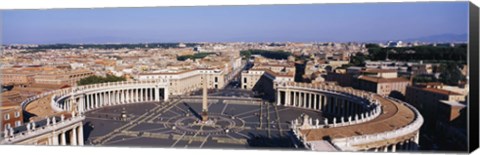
[82,121,95,144]
[182,102,202,120]
[245,131,305,149]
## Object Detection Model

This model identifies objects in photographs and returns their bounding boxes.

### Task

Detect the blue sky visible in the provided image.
[1,2,469,44]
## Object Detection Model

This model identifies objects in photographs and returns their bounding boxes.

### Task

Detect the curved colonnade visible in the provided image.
[275,82,423,152]
[3,79,423,152]
[50,79,169,113]
[2,80,170,145]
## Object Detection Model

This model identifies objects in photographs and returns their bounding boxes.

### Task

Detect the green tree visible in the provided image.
[366,45,467,63]
[350,52,367,66]
[438,62,464,86]
[177,52,215,61]
[77,75,126,86]
[240,49,291,60]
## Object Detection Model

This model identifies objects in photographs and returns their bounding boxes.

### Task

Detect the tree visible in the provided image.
[350,52,367,66]
[77,75,126,86]
[240,49,291,60]
[366,45,467,63]
[438,62,464,86]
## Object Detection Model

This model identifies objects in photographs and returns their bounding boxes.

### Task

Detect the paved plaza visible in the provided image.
[83,97,324,149]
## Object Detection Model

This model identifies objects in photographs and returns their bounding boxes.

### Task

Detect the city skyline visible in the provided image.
[2,2,469,44]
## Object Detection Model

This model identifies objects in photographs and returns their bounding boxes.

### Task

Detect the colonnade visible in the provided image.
[56,87,168,113]
[48,124,84,146]
[2,112,85,146]
[277,90,369,118]
[368,132,420,152]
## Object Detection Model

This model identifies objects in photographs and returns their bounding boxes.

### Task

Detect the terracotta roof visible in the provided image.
[409,86,463,96]
[361,69,397,73]
[264,69,295,78]
[139,68,218,75]
[358,76,410,83]
[30,83,71,89]
[299,94,416,148]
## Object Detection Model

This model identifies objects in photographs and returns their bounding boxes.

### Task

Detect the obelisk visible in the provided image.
[201,75,208,122]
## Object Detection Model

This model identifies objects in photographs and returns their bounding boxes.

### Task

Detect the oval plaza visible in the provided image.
[1,67,423,152]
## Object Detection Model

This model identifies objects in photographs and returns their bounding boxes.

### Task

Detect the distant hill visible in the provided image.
[402,33,468,43]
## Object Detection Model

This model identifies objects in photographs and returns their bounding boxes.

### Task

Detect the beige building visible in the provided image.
[354,69,410,97]
[406,83,467,145]
[406,83,466,111]
[241,57,295,90]
[138,68,225,96]
[34,69,94,86]
[240,57,295,100]
[1,69,36,86]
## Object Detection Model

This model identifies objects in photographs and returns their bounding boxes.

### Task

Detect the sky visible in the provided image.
[1,2,469,44]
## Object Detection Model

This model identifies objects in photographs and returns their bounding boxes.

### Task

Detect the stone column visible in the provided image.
[299,92,302,107]
[284,91,290,106]
[70,127,77,145]
[104,92,107,106]
[139,88,143,102]
[414,132,420,144]
[384,146,388,152]
[155,87,160,102]
[99,93,103,107]
[85,94,90,110]
[91,93,95,109]
[164,87,169,101]
[48,137,53,145]
[392,143,396,152]
[303,92,307,108]
[126,89,130,102]
[131,89,135,102]
[313,94,317,110]
[52,133,59,145]
[76,97,81,113]
[318,95,323,110]
[116,90,120,104]
[78,125,84,145]
[61,131,66,145]
[121,90,125,104]
[112,91,115,105]
[108,91,111,106]
[144,88,148,101]
[135,89,139,102]
[126,89,130,103]
[95,93,100,108]
[292,92,297,107]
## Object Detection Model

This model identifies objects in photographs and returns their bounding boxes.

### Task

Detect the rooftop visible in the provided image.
[358,76,410,83]
[409,86,463,96]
